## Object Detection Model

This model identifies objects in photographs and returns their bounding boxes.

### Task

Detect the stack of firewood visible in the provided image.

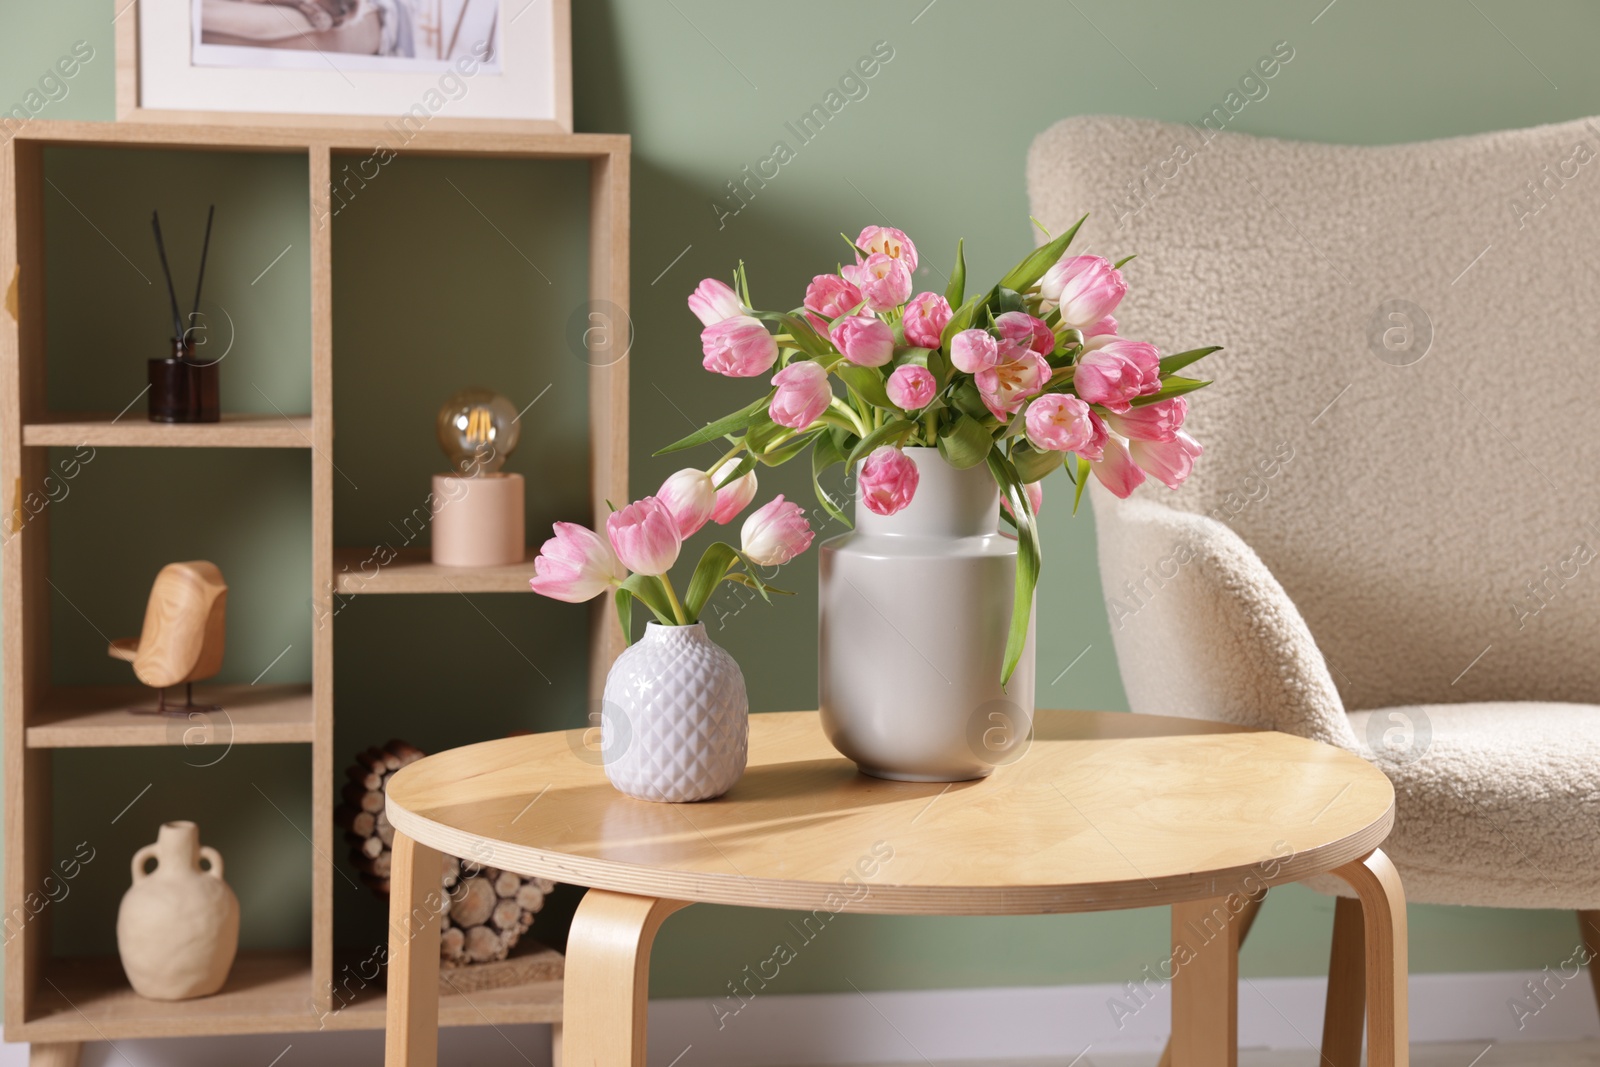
[336,739,556,967]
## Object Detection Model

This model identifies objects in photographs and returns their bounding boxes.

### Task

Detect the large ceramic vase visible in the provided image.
[819,447,1036,781]
[116,821,239,1000]
[601,622,749,802]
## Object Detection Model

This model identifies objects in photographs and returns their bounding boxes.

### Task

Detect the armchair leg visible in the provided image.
[1579,911,1600,1020]
[1321,895,1366,1067]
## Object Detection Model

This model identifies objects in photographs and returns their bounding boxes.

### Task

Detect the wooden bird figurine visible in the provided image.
[108,561,228,715]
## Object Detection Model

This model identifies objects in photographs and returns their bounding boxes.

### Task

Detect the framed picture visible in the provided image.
[115,0,571,132]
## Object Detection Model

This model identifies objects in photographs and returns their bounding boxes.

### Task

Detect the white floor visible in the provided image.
[839,1047,1600,1067]
[0,1036,1595,1066]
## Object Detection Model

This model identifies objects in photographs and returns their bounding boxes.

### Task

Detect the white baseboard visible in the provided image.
[3,971,1596,1067]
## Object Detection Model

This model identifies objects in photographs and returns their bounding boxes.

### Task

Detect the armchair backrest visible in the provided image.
[1028,114,1600,710]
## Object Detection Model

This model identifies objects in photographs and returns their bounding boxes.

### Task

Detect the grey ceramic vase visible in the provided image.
[818,447,1037,781]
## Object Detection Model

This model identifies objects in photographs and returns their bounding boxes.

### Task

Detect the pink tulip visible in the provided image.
[976,350,1052,419]
[769,360,832,430]
[950,328,1002,373]
[1090,435,1146,499]
[855,225,919,272]
[606,497,682,576]
[710,457,758,524]
[1001,481,1045,522]
[702,315,779,378]
[1106,396,1188,442]
[858,446,920,516]
[855,252,913,313]
[1040,255,1127,330]
[528,522,627,602]
[886,364,937,410]
[902,291,952,349]
[1084,315,1118,339]
[740,494,815,566]
[1024,394,1103,457]
[1072,340,1161,413]
[830,314,894,367]
[804,274,864,321]
[995,311,1055,358]
[687,278,742,327]
[656,468,717,539]
[1130,430,1203,490]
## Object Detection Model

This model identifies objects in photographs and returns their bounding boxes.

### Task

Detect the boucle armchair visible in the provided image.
[1028,114,1600,1051]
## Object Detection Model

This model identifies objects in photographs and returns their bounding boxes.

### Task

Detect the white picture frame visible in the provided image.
[115,0,572,132]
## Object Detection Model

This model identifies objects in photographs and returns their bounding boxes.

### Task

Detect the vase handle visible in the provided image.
[200,846,224,880]
[130,843,160,882]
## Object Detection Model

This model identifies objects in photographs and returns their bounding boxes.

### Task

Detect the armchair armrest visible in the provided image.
[1093,493,1357,749]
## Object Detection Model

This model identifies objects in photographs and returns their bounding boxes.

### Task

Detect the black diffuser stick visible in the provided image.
[150,210,183,343]
[190,204,215,329]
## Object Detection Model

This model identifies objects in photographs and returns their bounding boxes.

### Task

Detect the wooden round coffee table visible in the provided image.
[381,709,1404,1067]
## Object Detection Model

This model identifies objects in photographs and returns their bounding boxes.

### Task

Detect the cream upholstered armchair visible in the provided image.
[1028,114,1600,1051]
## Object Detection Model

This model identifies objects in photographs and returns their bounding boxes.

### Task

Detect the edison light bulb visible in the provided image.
[436,388,520,477]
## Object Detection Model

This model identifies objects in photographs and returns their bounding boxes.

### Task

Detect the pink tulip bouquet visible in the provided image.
[658,219,1220,684]
[526,468,815,635]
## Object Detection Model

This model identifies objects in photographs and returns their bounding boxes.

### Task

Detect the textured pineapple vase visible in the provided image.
[820,447,1037,781]
[601,622,749,802]
[116,820,239,1000]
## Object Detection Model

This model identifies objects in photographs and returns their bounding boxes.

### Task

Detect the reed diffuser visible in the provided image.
[148,206,220,423]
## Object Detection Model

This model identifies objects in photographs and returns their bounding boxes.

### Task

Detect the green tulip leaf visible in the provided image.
[655,395,771,455]
[1157,346,1222,376]
[946,238,966,306]
[846,417,915,467]
[757,427,823,466]
[811,432,851,527]
[999,212,1086,292]
[937,413,991,470]
[684,542,741,623]
[986,446,1041,689]
[835,364,893,411]
[1073,454,1090,515]
[1011,441,1064,483]
[619,573,674,626]
[1129,375,1212,407]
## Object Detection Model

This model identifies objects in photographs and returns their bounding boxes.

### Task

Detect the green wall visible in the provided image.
[3,0,1597,1004]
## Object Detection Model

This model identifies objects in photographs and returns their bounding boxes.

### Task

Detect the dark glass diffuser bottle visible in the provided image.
[148,337,220,423]
[146,206,220,423]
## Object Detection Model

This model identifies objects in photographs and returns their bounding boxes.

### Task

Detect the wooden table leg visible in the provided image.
[385,833,443,1067]
[1170,895,1244,1067]
[1331,848,1408,1067]
[27,1043,81,1067]
[564,889,689,1067]
[1321,895,1366,1067]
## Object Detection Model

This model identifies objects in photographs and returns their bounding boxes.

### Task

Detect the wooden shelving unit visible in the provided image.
[0,119,628,1056]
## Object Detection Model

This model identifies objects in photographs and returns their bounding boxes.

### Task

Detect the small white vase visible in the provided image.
[116,821,239,1000]
[819,447,1036,781]
[601,622,749,802]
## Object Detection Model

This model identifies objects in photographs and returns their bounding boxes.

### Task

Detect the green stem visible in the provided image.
[660,573,690,625]
[923,409,937,443]
[710,441,746,478]
[828,397,869,437]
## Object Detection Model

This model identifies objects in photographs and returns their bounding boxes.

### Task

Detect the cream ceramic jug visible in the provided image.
[116,820,239,1000]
